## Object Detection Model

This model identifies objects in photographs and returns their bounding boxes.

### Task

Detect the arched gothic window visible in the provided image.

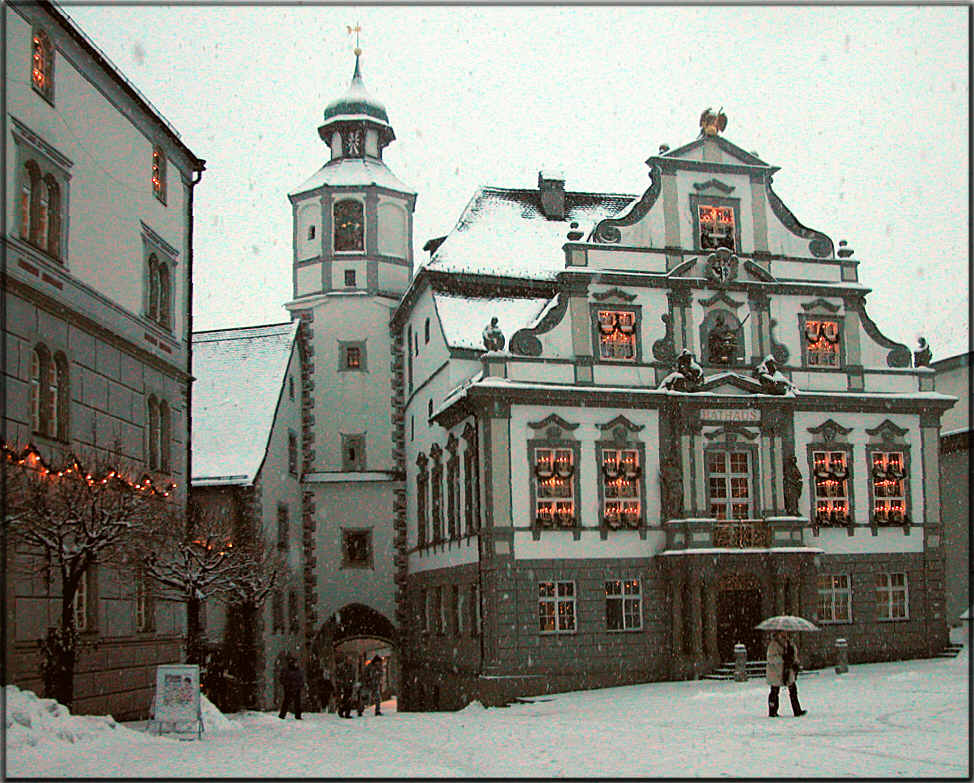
[147,396,160,470]
[147,255,160,322]
[333,199,364,252]
[158,262,171,329]
[159,400,171,473]
[21,162,36,240]
[32,29,54,101]
[53,352,69,440]
[29,345,68,439]
[29,346,45,433]
[45,176,61,258]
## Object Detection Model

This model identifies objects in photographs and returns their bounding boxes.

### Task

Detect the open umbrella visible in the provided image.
[755,615,820,632]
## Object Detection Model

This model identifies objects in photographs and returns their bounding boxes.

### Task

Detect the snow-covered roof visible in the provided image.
[191,322,299,485]
[433,293,550,351]
[290,158,415,197]
[425,187,634,280]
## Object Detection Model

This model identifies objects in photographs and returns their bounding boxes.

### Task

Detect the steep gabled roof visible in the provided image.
[424,186,635,281]
[191,321,299,486]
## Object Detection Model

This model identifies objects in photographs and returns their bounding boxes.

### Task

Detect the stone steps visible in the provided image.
[936,643,964,658]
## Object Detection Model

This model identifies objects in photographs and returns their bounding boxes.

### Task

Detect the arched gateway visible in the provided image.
[314,604,399,700]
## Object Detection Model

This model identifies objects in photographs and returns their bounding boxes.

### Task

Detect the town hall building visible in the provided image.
[193,60,957,711]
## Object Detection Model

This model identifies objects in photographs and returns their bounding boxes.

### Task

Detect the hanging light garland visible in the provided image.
[3,442,175,497]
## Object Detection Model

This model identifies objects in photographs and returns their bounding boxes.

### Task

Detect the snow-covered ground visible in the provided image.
[6,640,969,778]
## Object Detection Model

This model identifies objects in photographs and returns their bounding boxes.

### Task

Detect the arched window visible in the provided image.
[147,255,160,322]
[32,29,54,101]
[30,346,45,432]
[51,352,71,440]
[20,162,36,240]
[45,176,60,259]
[152,146,166,203]
[34,178,50,251]
[45,352,58,438]
[333,199,364,252]
[158,262,171,329]
[147,396,160,470]
[159,400,171,473]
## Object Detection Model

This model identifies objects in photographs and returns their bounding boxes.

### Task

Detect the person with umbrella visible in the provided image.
[757,615,817,717]
[765,629,807,717]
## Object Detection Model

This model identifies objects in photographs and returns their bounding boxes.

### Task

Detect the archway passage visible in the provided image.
[717,587,764,662]
[313,604,398,712]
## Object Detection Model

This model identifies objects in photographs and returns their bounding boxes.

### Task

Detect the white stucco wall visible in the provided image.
[295,200,321,261]
[295,263,321,297]
[6,10,189,337]
[377,199,407,258]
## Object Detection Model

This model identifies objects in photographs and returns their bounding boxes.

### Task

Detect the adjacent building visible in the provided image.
[3,0,204,718]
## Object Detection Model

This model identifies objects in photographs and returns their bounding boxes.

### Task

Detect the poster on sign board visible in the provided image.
[152,664,201,730]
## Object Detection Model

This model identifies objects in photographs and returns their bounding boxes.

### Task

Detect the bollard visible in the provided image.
[733,643,748,681]
[835,637,848,674]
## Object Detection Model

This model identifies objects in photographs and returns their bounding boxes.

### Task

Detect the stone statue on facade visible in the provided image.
[913,336,932,368]
[482,317,505,352]
[659,349,705,392]
[707,314,738,364]
[783,454,803,516]
[753,354,794,395]
[660,456,684,520]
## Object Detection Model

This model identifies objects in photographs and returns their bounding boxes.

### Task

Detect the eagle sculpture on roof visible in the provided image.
[700,107,728,137]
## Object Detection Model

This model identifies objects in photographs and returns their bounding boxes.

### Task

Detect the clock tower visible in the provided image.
[285,51,414,670]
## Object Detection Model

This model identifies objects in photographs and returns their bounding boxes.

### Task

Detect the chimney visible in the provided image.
[538,170,565,220]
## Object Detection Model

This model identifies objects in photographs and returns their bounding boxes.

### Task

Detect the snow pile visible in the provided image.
[457,700,486,712]
[199,693,241,733]
[4,685,132,749]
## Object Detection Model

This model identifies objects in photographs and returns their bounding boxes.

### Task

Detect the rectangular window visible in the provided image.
[698,204,735,251]
[432,586,443,635]
[277,504,289,551]
[471,583,481,636]
[601,447,641,529]
[876,572,909,621]
[538,580,576,634]
[288,590,299,633]
[422,589,431,633]
[447,455,459,539]
[871,451,907,525]
[805,319,840,367]
[605,579,642,631]
[534,447,575,528]
[288,431,298,475]
[342,434,366,471]
[431,463,443,542]
[342,529,372,568]
[457,586,466,636]
[72,577,87,631]
[812,450,850,525]
[340,342,366,371]
[440,585,450,636]
[152,146,166,204]
[596,309,637,361]
[707,450,752,520]
[135,575,149,632]
[344,269,356,287]
[272,590,284,632]
[417,471,428,548]
[817,574,852,623]
[307,225,316,240]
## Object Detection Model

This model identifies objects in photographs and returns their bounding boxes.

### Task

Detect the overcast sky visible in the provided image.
[64,4,970,359]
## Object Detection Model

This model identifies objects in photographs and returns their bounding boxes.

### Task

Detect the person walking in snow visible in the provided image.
[278,657,305,720]
[334,654,356,719]
[766,630,806,717]
[360,654,384,716]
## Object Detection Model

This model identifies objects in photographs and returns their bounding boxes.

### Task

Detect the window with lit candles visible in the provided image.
[600,448,641,529]
[605,579,642,631]
[533,447,576,529]
[334,199,364,252]
[707,450,752,520]
[870,450,907,525]
[875,572,908,621]
[811,450,851,526]
[804,319,840,367]
[698,204,736,251]
[538,581,576,633]
[32,29,54,102]
[596,309,637,361]
[152,146,166,204]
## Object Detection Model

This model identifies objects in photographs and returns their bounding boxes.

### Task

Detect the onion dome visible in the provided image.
[318,53,395,152]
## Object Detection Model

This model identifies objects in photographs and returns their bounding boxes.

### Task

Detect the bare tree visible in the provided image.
[4,446,173,707]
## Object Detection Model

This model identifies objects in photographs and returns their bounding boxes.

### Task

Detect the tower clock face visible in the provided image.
[346,130,362,156]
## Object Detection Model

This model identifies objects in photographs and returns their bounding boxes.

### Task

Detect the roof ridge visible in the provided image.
[479,185,637,199]
[193,321,296,339]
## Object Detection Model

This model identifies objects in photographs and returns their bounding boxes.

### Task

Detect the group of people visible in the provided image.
[279,653,385,720]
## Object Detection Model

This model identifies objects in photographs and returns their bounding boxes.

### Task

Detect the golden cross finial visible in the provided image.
[346,22,362,56]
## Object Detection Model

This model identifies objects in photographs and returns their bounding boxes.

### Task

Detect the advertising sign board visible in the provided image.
[150,664,202,738]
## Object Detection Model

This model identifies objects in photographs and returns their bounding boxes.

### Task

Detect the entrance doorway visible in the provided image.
[717,588,764,662]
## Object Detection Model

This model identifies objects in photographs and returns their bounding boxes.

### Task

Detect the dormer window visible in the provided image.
[334,199,364,252]
[595,309,637,361]
[805,319,840,367]
[345,129,363,157]
[698,205,735,251]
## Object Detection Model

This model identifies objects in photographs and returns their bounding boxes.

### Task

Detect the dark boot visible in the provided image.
[788,684,806,716]
[768,686,780,717]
